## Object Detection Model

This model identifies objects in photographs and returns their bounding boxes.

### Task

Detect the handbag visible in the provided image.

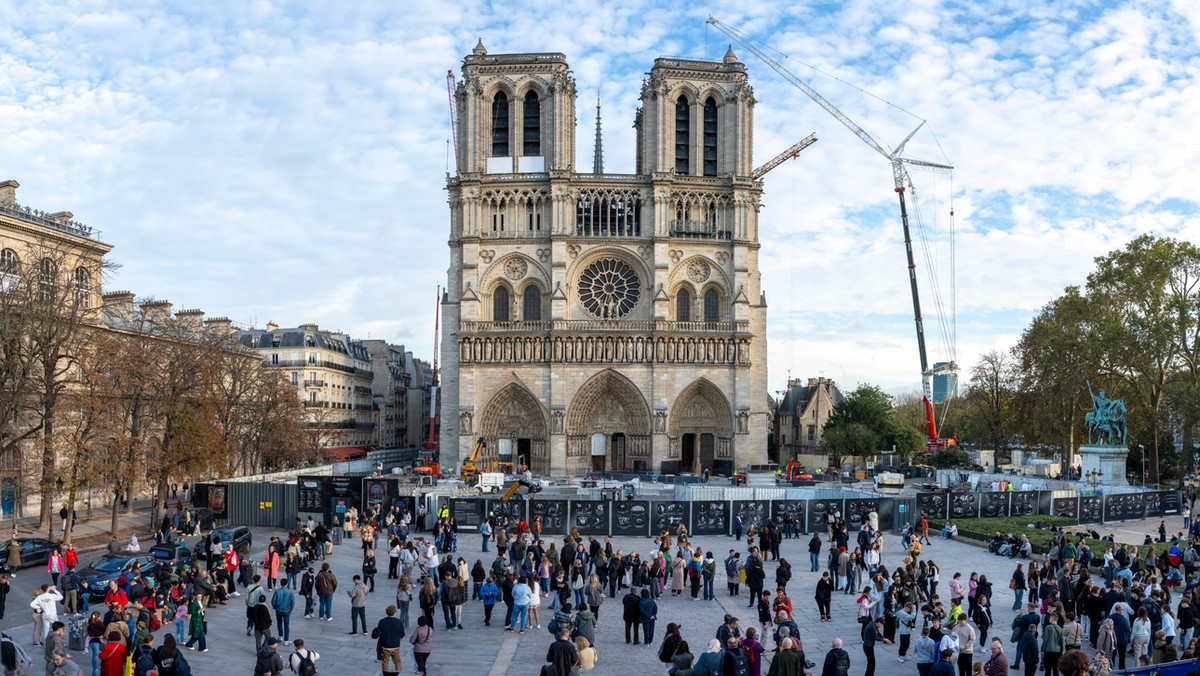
[1008,579,1017,590]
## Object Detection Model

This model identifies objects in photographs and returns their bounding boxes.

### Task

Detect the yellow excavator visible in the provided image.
[460,437,486,486]
[499,477,543,500]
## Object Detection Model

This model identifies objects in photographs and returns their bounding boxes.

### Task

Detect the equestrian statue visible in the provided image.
[1085,380,1127,446]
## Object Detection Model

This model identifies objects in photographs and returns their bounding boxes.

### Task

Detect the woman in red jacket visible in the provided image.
[99,631,128,676]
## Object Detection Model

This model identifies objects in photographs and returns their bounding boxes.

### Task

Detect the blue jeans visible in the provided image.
[642,619,655,643]
[442,604,458,629]
[184,630,206,651]
[174,619,186,642]
[318,593,333,619]
[89,640,101,675]
[276,611,290,641]
[574,588,585,608]
[287,572,297,589]
[511,604,529,630]
[703,576,714,600]
[483,536,489,552]
[1012,588,1024,610]
[810,552,820,572]
[351,606,366,633]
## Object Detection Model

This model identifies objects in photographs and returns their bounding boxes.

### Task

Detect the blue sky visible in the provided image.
[2,0,1198,397]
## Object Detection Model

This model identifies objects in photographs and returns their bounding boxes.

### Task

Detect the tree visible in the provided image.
[1087,236,1197,485]
[823,384,895,466]
[929,448,971,468]
[889,423,925,462]
[961,350,1018,459]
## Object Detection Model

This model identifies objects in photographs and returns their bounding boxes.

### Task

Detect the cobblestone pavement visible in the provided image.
[12,509,1189,675]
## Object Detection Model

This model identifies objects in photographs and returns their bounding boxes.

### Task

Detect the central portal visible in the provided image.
[566,370,651,475]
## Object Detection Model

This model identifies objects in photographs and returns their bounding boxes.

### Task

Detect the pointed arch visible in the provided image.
[566,369,652,473]
[476,379,550,473]
[674,95,690,175]
[491,91,510,157]
[702,96,718,176]
[522,90,541,156]
[669,378,734,473]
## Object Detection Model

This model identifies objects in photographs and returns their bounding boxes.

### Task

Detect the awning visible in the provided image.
[325,446,370,462]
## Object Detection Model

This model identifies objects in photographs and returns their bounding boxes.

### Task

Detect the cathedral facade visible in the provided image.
[438,42,769,477]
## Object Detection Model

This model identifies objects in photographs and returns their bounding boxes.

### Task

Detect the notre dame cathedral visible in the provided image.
[438,40,769,477]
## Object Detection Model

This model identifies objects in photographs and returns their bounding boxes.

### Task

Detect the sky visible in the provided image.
[2,0,1198,399]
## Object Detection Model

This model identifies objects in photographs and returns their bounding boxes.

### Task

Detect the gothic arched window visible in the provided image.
[522,285,541,322]
[703,97,718,177]
[676,289,691,322]
[492,92,510,157]
[675,96,690,175]
[493,286,510,322]
[703,288,719,322]
[523,91,540,156]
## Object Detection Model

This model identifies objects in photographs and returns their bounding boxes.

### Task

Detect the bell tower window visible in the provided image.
[491,92,510,157]
[674,96,690,175]
[703,288,719,322]
[676,289,691,322]
[523,91,540,156]
[703,97,718,177]
[522,285,542,321]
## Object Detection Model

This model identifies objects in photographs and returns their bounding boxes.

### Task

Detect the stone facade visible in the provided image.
[439,43,769,477]
[772,377,844,465]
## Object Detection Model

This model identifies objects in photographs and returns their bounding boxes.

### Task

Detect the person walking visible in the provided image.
[1018,624,1040,676]
[314,563,336,622]
[409,615,433,676]
[299,567,315,619]
[1010,564,1026,611]
[287,638,320,676]
[269,579,294,645]
[863,618,891,676]
[816,572,834,622]
[250,595,273,652]
[953,614,977,676]
[183,596,207,652]
[347,575,369,636]
[374,606,405,676]
[362,549,378,593]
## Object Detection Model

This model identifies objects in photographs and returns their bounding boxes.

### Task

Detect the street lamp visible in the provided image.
[1138,444,1146,487]
[1085,469,1103,495]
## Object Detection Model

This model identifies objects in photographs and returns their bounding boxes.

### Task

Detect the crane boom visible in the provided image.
[709,16,957,450]
[751,134,818,180]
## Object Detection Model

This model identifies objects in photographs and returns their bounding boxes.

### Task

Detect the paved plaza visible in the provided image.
[3,509,1184,675]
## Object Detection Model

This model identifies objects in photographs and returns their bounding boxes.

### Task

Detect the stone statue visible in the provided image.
[1085,380,1127,446]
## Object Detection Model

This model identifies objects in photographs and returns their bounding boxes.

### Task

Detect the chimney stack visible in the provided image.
[0,180,17,204]
[102,290,136,324]
[266,321,279,332]
[204,316,234,336]
[47,211,74,224]
[176,309,205,332]
[299,323,319,332]
[141,300,173,325]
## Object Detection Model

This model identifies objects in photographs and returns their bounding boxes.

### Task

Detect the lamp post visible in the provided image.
[1085,469,1103,495]
[1139,444,1146,487]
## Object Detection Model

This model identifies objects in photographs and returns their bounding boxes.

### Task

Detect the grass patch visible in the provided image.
[953,515,1079,554]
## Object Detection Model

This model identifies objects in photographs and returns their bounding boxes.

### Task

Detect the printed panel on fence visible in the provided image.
[916,493,947,521]
[486,499,527,525]
[612,501,650,537]
[1010,491,1038,518]
[771,501,805,533]
[691,501,729,535]
[297,476,330,514]
[844,499,878,529]
[651,501,691,537]
[1079,496,1102,523]
[450,499,484,529]
[979,492,1009,518]
[875,498,897,531]
[1160,490,1181,515]
[949,492,979,520]
[807,499,843,533]
[1052,496,1079,519]
[733,501,768,530]
[570,501,609,535]
[531,500,568,534]
[1142,492,1164,519]
[1037,492,1054,517]
[1102,493,1145,522]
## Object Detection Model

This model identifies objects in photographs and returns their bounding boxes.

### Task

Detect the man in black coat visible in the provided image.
[819,637,850,676]
[546,626,579,675]
[623,587,643,645]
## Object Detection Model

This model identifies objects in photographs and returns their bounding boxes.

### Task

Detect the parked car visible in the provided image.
[0,538,57,572]
[148,542,193,571]
[80,553,160,599]
[193,526,252,559]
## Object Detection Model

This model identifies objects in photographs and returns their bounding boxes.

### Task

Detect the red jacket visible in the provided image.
[225,550,239,571]
[99,641,127,676]
[104,588,128,610]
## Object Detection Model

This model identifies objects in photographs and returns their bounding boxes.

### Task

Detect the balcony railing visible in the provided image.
[460,319,748,333]
[354,385,373,395]
[668,220,731,240]
[304,379,326,388]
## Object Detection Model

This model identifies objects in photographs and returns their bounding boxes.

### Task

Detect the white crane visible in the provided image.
[708,17,957,450]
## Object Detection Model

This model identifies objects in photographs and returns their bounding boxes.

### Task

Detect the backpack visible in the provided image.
[134,647,156,676]
[725,558,738,577]
[294,650,318,676]
[255,650,275,676]
[547,618,560,635]
[730,650,750,676]
[157,653,191,676]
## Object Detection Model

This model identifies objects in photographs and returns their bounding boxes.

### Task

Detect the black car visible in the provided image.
[148,542,193,571]
[193,526,252,559]
[0,538,57,572]
[79,553,160,599]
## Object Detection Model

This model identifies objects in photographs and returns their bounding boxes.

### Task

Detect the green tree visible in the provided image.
[961,350,1018,459]
[823,384,895,465]
[929,448,971,468]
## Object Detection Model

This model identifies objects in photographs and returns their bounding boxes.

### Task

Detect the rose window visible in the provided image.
[578,258,640,319]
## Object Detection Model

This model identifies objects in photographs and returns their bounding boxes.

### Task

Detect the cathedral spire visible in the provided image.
[592,92,604,174]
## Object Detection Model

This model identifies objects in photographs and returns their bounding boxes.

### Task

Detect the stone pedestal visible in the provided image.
[1078,444,1129,486]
